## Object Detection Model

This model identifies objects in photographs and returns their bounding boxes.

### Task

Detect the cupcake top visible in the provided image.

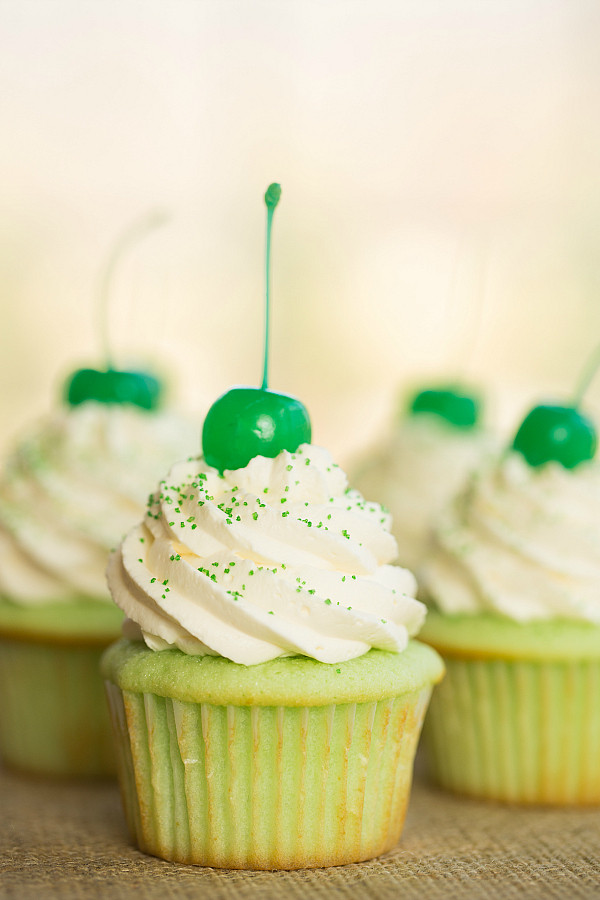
[0,403,196,604]
[108,444,426,665]
[421,451,600,623]
[352,413,495,572]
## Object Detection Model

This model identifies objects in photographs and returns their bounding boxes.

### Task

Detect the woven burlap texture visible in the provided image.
[2,764,599,900]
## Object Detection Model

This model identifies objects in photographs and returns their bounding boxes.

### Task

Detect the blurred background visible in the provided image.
[1,0,600,463]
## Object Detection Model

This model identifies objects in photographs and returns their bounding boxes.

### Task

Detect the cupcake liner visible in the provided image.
[105,682,433,869]
[0,636,115,777]
[424,656,600,804]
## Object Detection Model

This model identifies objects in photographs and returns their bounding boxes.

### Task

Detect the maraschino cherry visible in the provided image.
[65,210,168,411]
[409,385,481,429]
[202,184,311,473]
[512,344,599,469]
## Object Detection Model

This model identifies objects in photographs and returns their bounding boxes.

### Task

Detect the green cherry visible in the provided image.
[65,367,161,410]
[409,386,481,429]
[202,387,311,472]
[202,183,312,473]
[512,405,596,469]
[512,342,600,469]
[64,210,168,411]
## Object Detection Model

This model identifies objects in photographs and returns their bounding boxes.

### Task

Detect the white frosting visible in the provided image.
[351,416,494,571]
[421,453,600,622]
[0,403,196,604]
[108,444,426,665]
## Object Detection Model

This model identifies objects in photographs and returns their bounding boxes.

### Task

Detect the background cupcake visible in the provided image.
[0,372,196,777]
[419,392,600,804]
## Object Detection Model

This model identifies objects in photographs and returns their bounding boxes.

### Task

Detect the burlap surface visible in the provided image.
[2,762,599,900]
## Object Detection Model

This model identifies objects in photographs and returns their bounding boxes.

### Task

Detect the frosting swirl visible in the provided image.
[421,452,600,622]
[108,444,425,665]
[0,404,196,604]
[352,417,494,571]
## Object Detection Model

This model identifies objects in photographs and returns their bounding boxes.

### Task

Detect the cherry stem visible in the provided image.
[573,341,600,407]
[261,183,281,390]
[97,209,169,370]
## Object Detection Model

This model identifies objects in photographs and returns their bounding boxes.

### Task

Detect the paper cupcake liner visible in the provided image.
[0,636,115,777]
[105,683,432,869]
[423,656,600,804]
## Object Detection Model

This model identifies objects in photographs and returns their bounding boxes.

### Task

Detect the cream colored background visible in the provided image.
[1,0,600,462]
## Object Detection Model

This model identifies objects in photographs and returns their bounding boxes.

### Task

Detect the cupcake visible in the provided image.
[351,385,495,571]
[103,443,443,868]
[101,183,444,868]
[0,372,196,777]
[419,399,600,804]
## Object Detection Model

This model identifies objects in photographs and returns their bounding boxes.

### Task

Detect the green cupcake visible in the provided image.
[102,185,443,867]
[0,401,194,777]
[420,429,600,805]
[103,446,444,868]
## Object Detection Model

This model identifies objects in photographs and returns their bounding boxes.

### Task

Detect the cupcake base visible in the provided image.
[0,598,123,778]
[421,613,600,805]
[102,639,444,869]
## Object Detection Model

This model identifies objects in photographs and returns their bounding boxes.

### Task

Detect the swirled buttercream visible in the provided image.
[0,404,196,604]
[421,452,600,622]
[351,416,495,571]
[108,444,426,665]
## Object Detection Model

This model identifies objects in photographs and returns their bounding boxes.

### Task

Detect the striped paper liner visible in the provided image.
[0,637,115,777]
[424,656,600,804]
[105,683,432,868]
